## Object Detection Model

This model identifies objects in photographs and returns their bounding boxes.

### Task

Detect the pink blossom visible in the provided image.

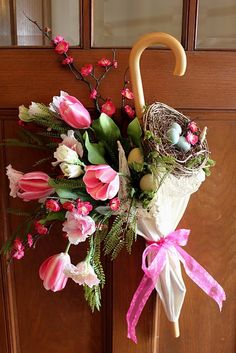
[64,261,99,288]
[109,197,121,211]
[35,221,48,235]
[113,60,118,69]
[101,100,116,116]
[55,40,69,54]
[6,166,54,201]
[27,234,33,248]
[80,64,93,77]
[83,165,119,201]
[89,88,97,100]
[124,105,135,118]
[12,238,25,260]
[46,199,60,212]
[97,58,112,67]
[58,94,91,129]
[186,131,199,145]
[121,88,134,100]
[6,165,23,197]
[77,200,93,215]
[62,201,75,211]
[39,252,71,292]
[44,27,51,34]
[188,121,198,133]
[62,56,73,65]
[62,210,96,245]
[53,35,64,44]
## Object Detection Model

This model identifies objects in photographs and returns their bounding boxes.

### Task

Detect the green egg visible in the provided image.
[171,122,182,135]
[167,128,180,144]
[176,136,191,152]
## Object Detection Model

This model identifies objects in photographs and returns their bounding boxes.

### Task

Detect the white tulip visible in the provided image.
[60,162,83,178]
[53,145,79,166]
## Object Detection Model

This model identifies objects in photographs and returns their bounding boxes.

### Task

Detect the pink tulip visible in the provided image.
[83,165,119,201]
[18,172,54,201]
[39,253,71,292]
[58,95,91,129]
[6,165,54,201]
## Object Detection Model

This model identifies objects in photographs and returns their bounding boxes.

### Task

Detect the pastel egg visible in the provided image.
[176,136,191,152]
[167,127,180,145]
[170,122,182,135]
[139,174,159,192]
[128,147,144,164]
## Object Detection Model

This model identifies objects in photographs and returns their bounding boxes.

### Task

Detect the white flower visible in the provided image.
[60,162,83,178]
[49,91,69,112]
[18,105,33,122]
[6,164,23,197]
[64,261,100,288]
[28,102,48,116]
[60,130,83,158]
[52,145,79,166]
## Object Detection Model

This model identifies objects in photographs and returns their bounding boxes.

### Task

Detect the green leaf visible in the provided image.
[92,113,121,144]
[41,211,66,223]
[127,117,142,147]
[84,131,107,164]
[55,188,80,201]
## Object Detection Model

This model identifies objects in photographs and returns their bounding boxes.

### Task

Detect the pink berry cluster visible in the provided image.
[186,121,199,145]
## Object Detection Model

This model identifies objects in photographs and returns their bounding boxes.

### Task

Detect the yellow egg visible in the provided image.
[139,174,159,192]
[128,148,144,164]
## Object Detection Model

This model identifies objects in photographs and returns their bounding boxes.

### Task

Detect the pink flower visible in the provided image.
[55,40,69,54]
[62,201,75,211]
[60,130,83,157]
[35,221,48,235]
[188,121,198,133]
[89,88,97,100]
[27,234,33,248]
[53,35,64,44]
[62,56,73,65]
[39,252,71,292]
[186,131,199,145]
[64,261,99,288]
[12,238,25,260]
[97,58,112,67]
[58,94,91,129]
[80,64,93,77]
[83,165,119,201]
[6,165,23,198]
[77,200,93,215]
[124,105,135,118]
[113,60,118,68]
[121,88,134,100]
[62,210,96,245]
[46,199,60,212]
[101,100,116,116]
[6,166,54,201]
[109,197,121,211]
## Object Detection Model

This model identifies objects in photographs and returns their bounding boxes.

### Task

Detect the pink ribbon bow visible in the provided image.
[126,229,226,343]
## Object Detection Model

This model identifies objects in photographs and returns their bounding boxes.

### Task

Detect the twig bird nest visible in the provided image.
[143,102,209,176]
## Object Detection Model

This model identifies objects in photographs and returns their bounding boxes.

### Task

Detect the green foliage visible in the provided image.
[48,178,85,189]
[203,158,216,176]
[92,113,121,144]
[84,285,102,312]
[7,208,31,217]
[40,211,66,224]
[84,131,107,164]
[127,117,142,147]
[104,215,125,257]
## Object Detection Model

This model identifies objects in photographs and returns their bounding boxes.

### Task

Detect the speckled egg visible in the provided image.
[167,127,180,145]
[176,136,191,152]
[170,122,182,135]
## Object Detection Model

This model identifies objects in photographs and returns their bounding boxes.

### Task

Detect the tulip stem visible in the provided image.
[65,242,71,254]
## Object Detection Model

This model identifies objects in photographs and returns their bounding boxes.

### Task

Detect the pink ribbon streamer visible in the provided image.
[126,229,226,343]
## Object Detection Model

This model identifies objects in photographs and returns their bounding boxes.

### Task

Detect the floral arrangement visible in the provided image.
[1,26,224,342]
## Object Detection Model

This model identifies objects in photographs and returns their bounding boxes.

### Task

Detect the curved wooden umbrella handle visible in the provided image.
[129,32,187,123]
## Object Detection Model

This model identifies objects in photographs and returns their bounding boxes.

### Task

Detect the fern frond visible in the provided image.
[48,178,85,189]
[84,285,101,312]
[111,239,125,260]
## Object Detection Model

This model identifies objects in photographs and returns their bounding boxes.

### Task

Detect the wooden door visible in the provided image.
[0,1,235,353]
